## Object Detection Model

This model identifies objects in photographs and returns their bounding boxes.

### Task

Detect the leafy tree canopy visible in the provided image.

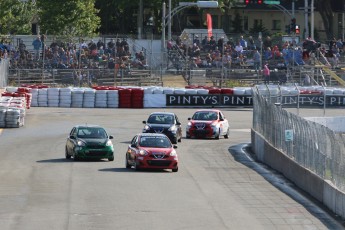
[36,0,100,37]
[0,0,37,34]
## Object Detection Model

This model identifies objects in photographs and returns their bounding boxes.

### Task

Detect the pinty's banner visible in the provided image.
[206,14,212,38]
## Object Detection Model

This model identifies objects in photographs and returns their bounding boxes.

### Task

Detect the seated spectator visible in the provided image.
[264,47,273,60]
[208,36,217,51]
[191,43,200,57]
[222,52,232,69]
[201,36,208,51]
[235,42,243,56]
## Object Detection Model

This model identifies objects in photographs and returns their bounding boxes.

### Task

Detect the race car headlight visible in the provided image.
[170,149,177,156]
[77,140,86,146]
[143,125,150,131]
[168,125,177,132]
[139,149,148,156]
[211,122,219,128]
[187,122,192,128]
[106,140,113,146]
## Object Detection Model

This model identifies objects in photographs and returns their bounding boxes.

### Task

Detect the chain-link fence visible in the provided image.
[0,59,9,87]
[252,88,345,191]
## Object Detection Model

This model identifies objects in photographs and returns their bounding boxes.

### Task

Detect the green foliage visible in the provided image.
[0,0,37,34]
[249,21,269,36]
[232,12,243,33]
[36,0,100,37]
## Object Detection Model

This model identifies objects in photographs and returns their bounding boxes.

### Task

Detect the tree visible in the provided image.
[315,0,345,40]
[36,0,100,37]
[232,11,243,33]
[0,0,37,35]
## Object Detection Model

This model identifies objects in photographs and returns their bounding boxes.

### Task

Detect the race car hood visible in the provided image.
[190,120,215,125]
[147,123,173,129]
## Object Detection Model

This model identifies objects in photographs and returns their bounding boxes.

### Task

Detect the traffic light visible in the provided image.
[295,25,300,34]
[245,0,250,5]
[290,18,296,33]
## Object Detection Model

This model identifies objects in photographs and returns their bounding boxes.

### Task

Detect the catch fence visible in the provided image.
[252,88,345,191]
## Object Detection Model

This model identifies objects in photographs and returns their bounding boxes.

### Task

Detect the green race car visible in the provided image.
[65,125,114,161]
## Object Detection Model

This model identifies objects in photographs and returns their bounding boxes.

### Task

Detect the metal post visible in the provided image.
[138,0,143,39]
[304,0,309,38]
[168,0,172,42]
[162,2,166,70]
[343,11,345,41]
[311,0,314,40]
[162,3,166,51]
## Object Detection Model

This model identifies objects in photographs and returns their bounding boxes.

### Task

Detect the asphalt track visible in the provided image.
[0,107,343,230]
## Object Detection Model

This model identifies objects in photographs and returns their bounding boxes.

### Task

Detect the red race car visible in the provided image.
[186,109,230,139]
[125,133,179,172]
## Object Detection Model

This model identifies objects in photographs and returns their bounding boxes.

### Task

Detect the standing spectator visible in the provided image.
[247,36,256,50]
[193,35,200,47]
[239,35,247,49]
[263,62,270,84]
[32,36,42,60]
[263,36,272,50]
[253,49,261,72]
[97,39,105,50]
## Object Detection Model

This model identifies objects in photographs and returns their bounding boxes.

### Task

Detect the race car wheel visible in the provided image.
[73,152,79,161]
[224,128,229,139]
[186,132,190,139]
[134,160,140,171]
[172,167,178,172]
[215,129,220,139]
[125,155,131,169]
[108,156,114,161]
[65,147,71,159]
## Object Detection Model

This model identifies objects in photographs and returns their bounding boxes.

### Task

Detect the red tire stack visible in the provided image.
[118,88,132,108]
[131,88,144,108]
[17,87,32,109]
[221,88,234,95]
[208,87,221,94]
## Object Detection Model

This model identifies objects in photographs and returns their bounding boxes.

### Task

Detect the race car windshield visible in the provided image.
[193,112,218,121]
[148,115,174,124]
[77,128,107,139]
[140,137,171,148]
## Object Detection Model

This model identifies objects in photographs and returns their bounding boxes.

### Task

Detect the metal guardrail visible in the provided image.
[252,88,345,191]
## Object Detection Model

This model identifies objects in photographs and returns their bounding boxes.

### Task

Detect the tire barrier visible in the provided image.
[0,87,28,128]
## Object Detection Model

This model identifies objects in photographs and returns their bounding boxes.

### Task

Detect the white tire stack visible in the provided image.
[107,90,119,108]
[38,88,48,107]
[59,88,72,108]
[5,108,24,128]
[71,88,84,108]
[83,89,96,108]
[95,90,107,108]
[29,88,39,107]
[0,108,6,128]
[48,88,60,107]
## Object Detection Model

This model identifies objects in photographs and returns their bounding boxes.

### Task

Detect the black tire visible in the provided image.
[65,147,71,159]
[134,159,140,171]
[172,138,177,144]
[186,132,190,139]
[172,167,178,172]
[125,155,131,169]
[73,152,79,161]
[108,156,114,161]
[215,129,220,140]
[224,128,229,139]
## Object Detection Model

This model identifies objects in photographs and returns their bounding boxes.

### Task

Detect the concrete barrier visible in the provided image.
[251,129,345,219]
